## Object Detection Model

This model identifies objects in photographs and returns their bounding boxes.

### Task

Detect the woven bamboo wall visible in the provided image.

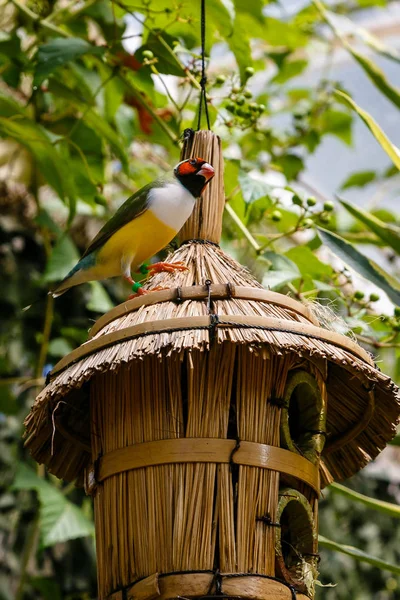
[89,345,325,599]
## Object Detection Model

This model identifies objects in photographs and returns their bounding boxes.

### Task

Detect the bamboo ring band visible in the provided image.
[86,438,320,494]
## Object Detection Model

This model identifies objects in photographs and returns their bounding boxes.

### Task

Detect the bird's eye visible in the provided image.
[189,159,196,166]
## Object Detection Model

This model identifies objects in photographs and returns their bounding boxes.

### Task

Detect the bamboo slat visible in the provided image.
[91,438,320,492]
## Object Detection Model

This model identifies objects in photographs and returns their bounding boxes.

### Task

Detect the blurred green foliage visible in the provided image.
[1,0,400,598]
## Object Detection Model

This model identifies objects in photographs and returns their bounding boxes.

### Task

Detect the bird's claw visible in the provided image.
[146,261,188,275]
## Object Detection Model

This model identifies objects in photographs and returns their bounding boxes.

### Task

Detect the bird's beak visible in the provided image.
[197,163,215,181]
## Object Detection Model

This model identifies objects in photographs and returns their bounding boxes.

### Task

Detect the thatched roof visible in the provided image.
[24,241,400,487]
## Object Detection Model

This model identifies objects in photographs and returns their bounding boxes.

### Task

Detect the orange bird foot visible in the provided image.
[147,261,188,276]
[123,274,134,285]
[128,285,167,300]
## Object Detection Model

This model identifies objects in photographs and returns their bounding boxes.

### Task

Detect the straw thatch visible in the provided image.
[24,238,400,487]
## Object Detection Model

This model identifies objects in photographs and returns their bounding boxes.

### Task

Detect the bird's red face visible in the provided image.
[174,157,215,198]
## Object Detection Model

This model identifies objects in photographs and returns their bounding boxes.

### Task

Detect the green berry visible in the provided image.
[225,101,236,113]
[354,290,365,300]
[216,74,226,84]
[324,201,334,212]
[303,218,314,228]
[244,66,255,78]
[271,210,282,222]
[142,49,154,59]
[244,90,252,98]
[232,86,241,94]
[393,323,400,332]
[257,104,266,113]
[292,194,303,207]
[249,102,259,111]
[236,107,249,118]
[394,307,400,317]
[369,293,380,302]
[319,212,331,224]
[236,95,245,106]
[306,196,317,207]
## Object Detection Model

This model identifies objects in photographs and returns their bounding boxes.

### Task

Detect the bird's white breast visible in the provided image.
[148,181,196,231]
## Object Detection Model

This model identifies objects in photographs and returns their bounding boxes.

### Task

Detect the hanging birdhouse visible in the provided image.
[24,131,400,600]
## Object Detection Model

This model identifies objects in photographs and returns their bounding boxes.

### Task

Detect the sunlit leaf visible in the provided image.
[317,108,352,145]
[340,170,376,190]
[285,246,333,280]
[335,90,400,170]
[234,0,263,22]
[339,198,400,254]
[44,235,80,282]
[271,59,308,84]
[261,251,300,289]
[34,38,105,86]
[87,281,114,313]
[317,227,400,305]
[239,170,273,204]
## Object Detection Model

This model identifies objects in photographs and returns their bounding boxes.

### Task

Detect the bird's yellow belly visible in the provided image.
[95,209,177,277]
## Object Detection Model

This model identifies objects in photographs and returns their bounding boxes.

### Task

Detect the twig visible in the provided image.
[10,0,69,37]
[35,294,54,380]
[224,203,262,254]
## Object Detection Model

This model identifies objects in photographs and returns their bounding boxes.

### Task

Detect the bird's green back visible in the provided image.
[82,181,158,258]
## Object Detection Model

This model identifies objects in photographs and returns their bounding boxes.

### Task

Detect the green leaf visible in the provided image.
[317,227,400,305]
[346,46,400,110]
[48,337,74,357]
[234,0,263,22]
[208,2,252,84]
[318,535,400,575]
[13,464,94,548]
[238,170,273,204]
[318,108,353,145]
[34,38,105,85]
[274,154,304,180]
[271,59,308,84]
[87,281,114,313]
[228,17,253,84]
[137,31,185,76]
[285,246,333,280]
[44,235,80,282]
[329,483,400,519]
[261,251,301,290]
[320,7,400,64]
[339,198,400,254]
[340,170,376,190]
[0,112,76,218]
[46,79,127,170]
[334,90,400,171]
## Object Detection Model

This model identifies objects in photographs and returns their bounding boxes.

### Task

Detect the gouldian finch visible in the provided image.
[51,157,215,297]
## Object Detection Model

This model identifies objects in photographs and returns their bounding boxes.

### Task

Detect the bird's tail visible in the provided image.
[50,254,96,298]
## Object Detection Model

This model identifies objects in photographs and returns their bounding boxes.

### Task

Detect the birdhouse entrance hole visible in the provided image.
[281,370,326,464]
[276,489,317,596]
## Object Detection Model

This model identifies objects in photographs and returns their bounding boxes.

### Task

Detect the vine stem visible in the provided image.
[224,203,262,254]
[35,293,54,380]
[10,0,69,36]
[15,517,41,600]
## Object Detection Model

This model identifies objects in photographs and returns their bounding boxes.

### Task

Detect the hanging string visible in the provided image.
[197,0,211,131]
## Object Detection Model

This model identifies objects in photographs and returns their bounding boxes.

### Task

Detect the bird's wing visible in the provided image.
[82,181,159,258]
